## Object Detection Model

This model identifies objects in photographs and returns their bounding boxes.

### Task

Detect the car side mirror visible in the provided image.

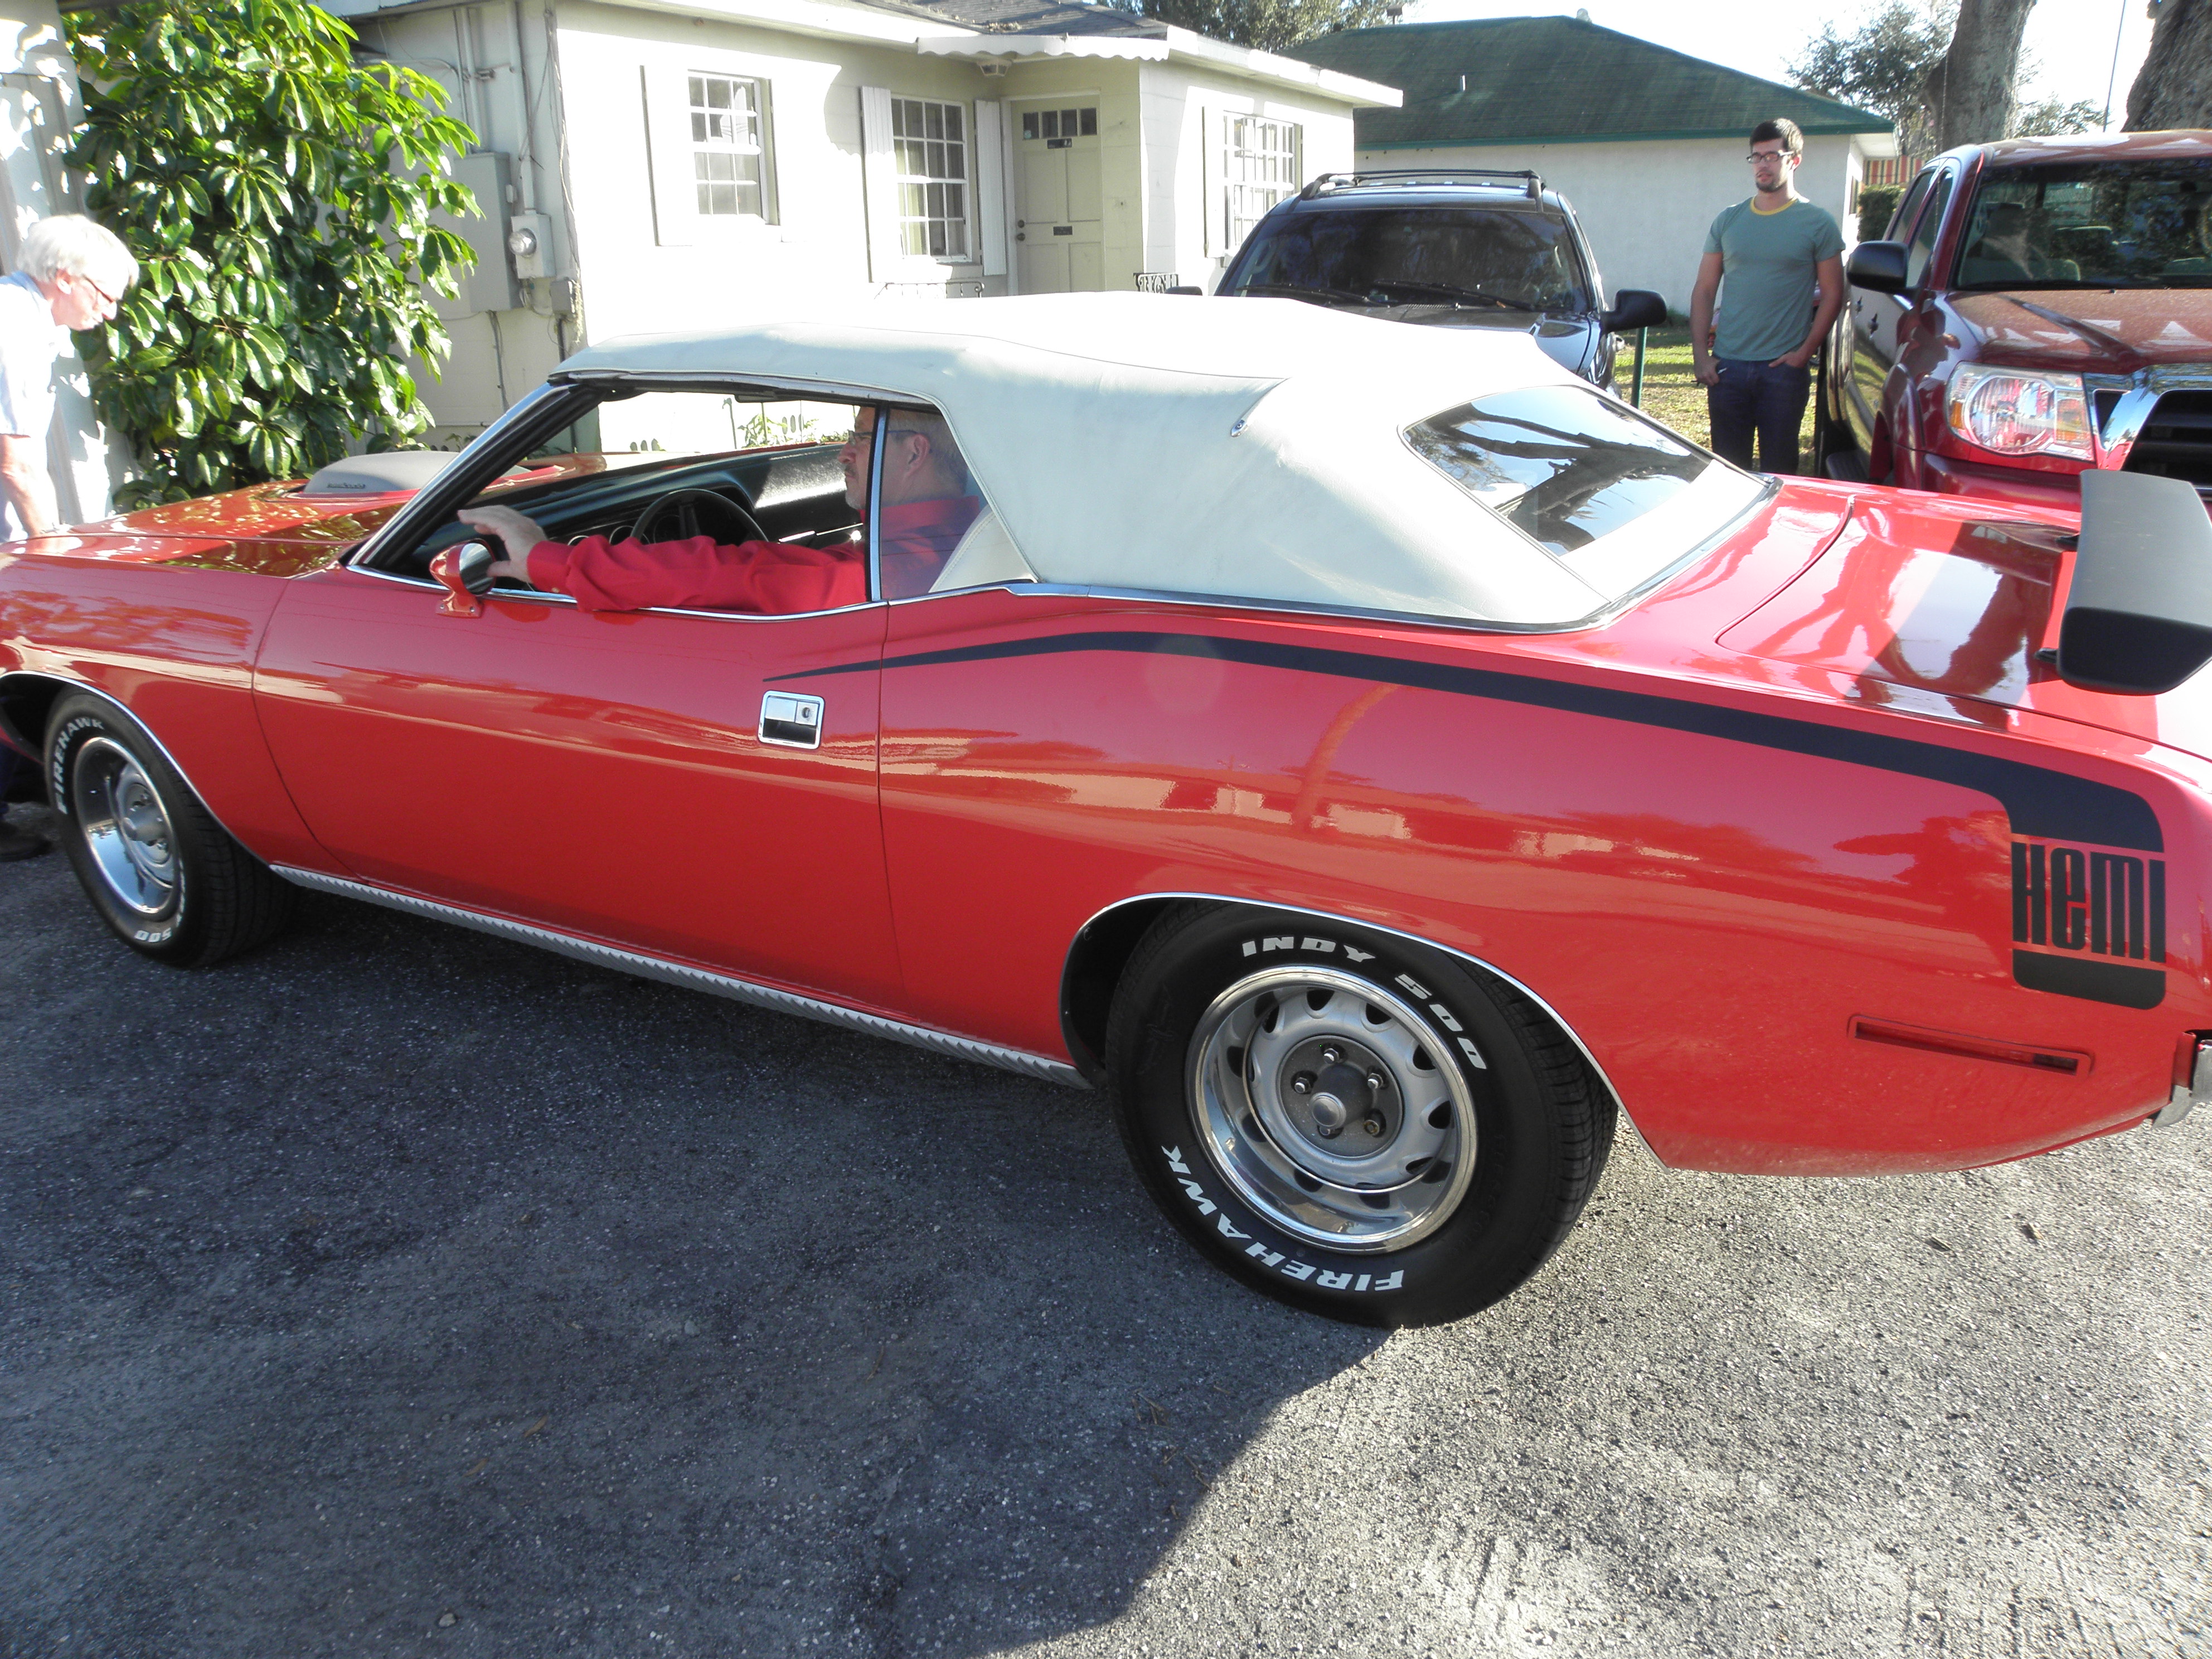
[1600,289,1666,332]
[2057,472,2212,695]
[1848,240,1910,295]
[429,539,498,617]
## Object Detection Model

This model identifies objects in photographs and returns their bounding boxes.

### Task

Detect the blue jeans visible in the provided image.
[1707,356,1810,474]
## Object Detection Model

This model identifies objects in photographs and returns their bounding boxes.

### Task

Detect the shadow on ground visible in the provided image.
[0,838,1382,1658]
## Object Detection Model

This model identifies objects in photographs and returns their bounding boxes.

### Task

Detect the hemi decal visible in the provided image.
[781,630,2162,852]
[2011,840,2167,1009]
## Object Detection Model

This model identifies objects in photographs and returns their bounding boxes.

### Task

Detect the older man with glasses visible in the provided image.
[0,214,138,861]
[1688,118,1845,476]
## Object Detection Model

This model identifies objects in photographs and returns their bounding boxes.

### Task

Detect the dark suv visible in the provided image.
[1212,170,1667,389]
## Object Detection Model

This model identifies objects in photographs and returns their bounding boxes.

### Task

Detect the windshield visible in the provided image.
[1224,206,1593,313]
[1954,159,2212,289]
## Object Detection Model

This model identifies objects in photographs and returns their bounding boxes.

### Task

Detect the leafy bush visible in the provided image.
[1857,184,1904,244]
[67,0,478,503]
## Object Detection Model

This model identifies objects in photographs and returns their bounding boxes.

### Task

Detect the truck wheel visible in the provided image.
[1105,904,1615,1327]
[47,693,292,967]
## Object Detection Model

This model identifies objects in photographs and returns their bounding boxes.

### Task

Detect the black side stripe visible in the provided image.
[789,630,2163,853]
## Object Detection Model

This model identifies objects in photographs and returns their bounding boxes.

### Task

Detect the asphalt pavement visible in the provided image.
[3,800,2208,1658]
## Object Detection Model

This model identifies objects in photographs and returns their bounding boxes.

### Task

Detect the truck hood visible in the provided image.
[1719,488,2212,765]
[1952,287,2212,374]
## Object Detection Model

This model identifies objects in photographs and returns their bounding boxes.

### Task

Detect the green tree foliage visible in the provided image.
[2009,95,2103,137]
[1105,0,1394,55]
[1790,1,1954,157]
[66,0,477,503]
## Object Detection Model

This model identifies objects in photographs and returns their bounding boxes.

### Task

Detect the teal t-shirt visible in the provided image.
[1704,196,1845,361]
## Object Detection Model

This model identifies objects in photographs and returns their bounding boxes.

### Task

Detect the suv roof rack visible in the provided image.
[1299,169,1545,203]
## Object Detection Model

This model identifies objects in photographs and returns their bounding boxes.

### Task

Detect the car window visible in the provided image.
[1405,384,1765,598]
[1885,169,1934,245]
[1953,158,2212,288]
[1905,169,1954,287]
[1226,206,1594,313]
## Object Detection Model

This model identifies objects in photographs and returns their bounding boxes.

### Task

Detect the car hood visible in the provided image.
[1718,488,2212,763]
[1951,287,2212,373]
[1326,304,1597,376]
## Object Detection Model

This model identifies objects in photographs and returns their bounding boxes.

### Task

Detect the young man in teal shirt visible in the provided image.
[1689,118,1845,474]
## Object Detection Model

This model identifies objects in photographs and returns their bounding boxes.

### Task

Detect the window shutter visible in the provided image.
[1201,107,1220,259]
[642,63,697,248]
[860,85,900,282]
[974,99,1008,279]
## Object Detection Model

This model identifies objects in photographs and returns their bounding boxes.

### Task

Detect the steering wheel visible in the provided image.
[629,487,767,548]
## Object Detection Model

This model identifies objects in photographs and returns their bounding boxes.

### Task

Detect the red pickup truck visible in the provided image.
[1817,130,2212,512]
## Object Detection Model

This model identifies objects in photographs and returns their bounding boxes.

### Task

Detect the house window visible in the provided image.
[1225,115,1300,249]
[691,73,766,217]
[891,98,969,260]
[1020,106,1097,140]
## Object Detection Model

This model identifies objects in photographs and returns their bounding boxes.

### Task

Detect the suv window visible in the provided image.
[1886,168,1934,243]
[1905,169,1954,287]
[1225,206,1592,313]
[1954,158,2212,288]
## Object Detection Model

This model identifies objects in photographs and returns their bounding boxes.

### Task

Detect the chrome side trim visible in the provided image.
[1,672,261,850]
[270,865,1088,1089]
[2153,1036,2210,1128]
[1064,890,1660,1163]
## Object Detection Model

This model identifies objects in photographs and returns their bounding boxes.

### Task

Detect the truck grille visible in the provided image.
[2121,390,2212,493]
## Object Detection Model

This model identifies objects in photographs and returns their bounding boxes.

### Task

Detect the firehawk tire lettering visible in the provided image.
[1112,904,1614,1327]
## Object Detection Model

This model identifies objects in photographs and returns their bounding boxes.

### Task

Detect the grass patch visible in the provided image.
[1619,325,1815,474]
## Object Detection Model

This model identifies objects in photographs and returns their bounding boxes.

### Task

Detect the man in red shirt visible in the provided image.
[457,407,981,613]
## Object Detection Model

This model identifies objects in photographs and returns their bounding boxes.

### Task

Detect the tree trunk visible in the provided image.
[1932,0,2038,149]
[2127,0,2212,130]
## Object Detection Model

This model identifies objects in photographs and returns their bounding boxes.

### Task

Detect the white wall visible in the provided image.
[1352,134,1863,313]
[1139,60,1357,292]
[0,3,120,523]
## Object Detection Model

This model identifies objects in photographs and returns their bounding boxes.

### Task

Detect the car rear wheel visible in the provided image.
[47,693,292,967]
[1104,904,1615,1327]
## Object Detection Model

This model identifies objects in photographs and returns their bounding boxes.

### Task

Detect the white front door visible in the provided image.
[1013,103,1103,293]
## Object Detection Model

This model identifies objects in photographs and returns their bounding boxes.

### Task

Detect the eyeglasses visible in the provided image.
[1746,150,1797,166]
[74,271,120,309]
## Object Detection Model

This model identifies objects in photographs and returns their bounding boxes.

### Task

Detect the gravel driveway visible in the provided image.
[3,801,2207,1658]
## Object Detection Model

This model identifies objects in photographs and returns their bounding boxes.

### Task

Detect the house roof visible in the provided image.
[856,0,1156,33]
[1286,16,1890,149]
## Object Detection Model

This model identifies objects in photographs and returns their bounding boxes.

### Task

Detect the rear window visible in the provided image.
[1406,385,1764,599]
[1226,206,1592,313]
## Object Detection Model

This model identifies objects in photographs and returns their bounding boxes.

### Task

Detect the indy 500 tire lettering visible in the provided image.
[1106,904,1616,1327]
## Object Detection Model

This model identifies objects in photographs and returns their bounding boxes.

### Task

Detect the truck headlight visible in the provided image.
[1944,364,2093,460]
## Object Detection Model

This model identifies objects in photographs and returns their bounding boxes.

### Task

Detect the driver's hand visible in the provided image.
[457,505,549,583]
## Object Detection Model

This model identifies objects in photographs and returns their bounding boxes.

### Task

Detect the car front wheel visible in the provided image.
[1105,904,1614,1327]
[46,693,292,967]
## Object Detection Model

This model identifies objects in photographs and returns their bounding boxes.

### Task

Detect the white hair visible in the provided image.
[17,215,137,293]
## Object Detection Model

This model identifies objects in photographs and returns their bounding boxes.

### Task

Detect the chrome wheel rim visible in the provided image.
[70,737,179,916]
[1188,966,1478,1253]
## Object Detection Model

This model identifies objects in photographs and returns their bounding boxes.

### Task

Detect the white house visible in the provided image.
[326,0,1399,447]
[0,1,120,526]
[1287,16,1895,311]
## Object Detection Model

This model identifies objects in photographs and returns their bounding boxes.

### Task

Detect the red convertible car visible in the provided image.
[6,294,2211,1326]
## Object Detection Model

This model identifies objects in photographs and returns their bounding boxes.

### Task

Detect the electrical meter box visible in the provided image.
[507,212,554,280]
[431,150,518,317]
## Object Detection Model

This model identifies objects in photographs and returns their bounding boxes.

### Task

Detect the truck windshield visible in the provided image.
[1224,207,1592,313]
[1954,160,2212,289]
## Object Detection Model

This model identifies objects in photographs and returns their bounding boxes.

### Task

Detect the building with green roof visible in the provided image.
[1284,14,1894,303]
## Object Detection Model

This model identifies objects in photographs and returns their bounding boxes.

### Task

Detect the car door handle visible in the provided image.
[759,692,823,749]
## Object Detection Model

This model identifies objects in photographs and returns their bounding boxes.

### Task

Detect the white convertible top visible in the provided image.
[562,294,1732,627]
